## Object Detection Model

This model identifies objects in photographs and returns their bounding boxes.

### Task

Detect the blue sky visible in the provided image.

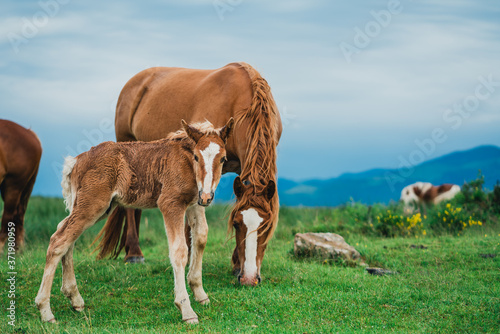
[1,0,499,196]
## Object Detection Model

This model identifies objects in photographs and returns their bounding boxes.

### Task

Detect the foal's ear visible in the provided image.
[219,117,235,143]
[233,176,244,199]
[264,180,276,201]
[181,119,204,143]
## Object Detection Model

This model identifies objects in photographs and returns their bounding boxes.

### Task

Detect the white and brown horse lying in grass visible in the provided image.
[35,118,234,324]
[401,182,461,214]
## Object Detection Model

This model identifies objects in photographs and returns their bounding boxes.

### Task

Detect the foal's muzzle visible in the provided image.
[198,191,214,206]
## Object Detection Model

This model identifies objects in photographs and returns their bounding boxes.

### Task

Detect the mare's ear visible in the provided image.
[264,180,276,201]
[219,117,235,143]
[233,176,244,199]
[181,119,204,143]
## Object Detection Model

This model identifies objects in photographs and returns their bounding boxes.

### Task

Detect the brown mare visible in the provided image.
[0,119,42,253]
[36,119,234,324]
[100,63,282,285]
[103,62,282,286]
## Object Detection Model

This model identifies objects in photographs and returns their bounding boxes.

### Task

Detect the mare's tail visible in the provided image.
[92,207,127,259]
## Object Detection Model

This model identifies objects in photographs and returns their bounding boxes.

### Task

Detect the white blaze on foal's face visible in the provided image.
[199,142,220,194]
[241,208,263,278]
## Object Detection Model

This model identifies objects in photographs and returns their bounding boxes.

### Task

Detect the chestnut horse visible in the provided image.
[0,120,42,254]
[104,62,281,286]
[35,119,234,324]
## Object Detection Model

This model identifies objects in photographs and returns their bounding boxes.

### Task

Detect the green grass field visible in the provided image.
[1,197,499,333]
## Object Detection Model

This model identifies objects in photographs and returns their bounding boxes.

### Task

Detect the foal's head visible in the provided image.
[230,176,277,286]
[182,118,234,206]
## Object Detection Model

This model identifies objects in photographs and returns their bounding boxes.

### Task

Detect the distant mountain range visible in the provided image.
[214,145,500,207]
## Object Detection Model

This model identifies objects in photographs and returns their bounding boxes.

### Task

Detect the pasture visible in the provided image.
[1,196,499,333]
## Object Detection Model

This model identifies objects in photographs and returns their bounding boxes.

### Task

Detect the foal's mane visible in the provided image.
[228,62,281,244]
[165,120,221,141]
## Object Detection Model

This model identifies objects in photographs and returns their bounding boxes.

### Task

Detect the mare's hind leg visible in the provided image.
[36,194,111,323]
[185,205,209,305]
[0,177,23,254]
[61,243,84,311]
[15,165,39,251]
[124,208,144,263]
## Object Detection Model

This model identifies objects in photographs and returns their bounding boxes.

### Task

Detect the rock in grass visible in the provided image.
[294,232,361,262]
[366,267,398,276]
[479,253,497,258]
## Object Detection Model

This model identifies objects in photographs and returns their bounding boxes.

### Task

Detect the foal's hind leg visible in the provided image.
[61,242,84,311]
[185,205,209,305]
[35,216,76,323]
[36,200,110,323]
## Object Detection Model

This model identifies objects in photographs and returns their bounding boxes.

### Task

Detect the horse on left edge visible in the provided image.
[0,119,42,254]
[35,118,234,325]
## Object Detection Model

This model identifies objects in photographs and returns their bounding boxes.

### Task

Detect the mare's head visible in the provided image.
[182,118,234,206]
[229,176,277,286]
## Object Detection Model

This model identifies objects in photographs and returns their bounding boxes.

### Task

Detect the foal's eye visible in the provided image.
[242,180,251,186]
[194,155,199,162]
[220,156,227,163]
[233,223,240,230]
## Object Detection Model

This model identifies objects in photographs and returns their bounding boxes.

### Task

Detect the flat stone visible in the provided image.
[366,267,398,276]
[294,232,362,262]
[479,253,497,258]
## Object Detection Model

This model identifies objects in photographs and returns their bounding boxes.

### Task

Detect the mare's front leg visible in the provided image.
[159,199,198,324]
[185,205,209,304]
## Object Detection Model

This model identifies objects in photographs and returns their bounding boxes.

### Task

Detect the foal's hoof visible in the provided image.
[47,318,57,324]
[199,297,210,305]
[125,256,145,264]
[183,317,199,324]
[73,306,84,312]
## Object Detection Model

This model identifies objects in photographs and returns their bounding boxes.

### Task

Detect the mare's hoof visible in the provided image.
[73,306,84,312]
[47,318,57,324]
[125,256,145,264]
[183,317,199,324]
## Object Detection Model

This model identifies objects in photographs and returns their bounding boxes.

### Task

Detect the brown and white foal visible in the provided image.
[35,118,234,324]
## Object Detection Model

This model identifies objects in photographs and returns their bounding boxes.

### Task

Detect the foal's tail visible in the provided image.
[92,207,127,259]
[61,156,77,212]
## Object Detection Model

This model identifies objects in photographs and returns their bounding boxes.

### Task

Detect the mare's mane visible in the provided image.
[228,62,281,244]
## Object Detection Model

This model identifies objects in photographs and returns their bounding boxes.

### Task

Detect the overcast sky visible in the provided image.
[1,0,499,196]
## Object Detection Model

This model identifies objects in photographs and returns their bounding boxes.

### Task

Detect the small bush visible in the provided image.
[375,210,425,237]
[427,203,482,235]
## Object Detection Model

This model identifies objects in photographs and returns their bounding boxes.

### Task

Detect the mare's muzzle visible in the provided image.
[238,273,262,286]
[198,191,214,206]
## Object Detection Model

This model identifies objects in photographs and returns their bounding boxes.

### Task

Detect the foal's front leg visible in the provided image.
[160,202,198,324]
[185,205,209,304]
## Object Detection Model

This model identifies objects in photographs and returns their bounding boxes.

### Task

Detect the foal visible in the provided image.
[35,118,234,324]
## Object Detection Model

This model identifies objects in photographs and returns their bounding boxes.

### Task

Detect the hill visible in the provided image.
[215,145,500,206]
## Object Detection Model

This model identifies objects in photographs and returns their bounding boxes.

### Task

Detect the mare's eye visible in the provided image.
[242,180,251,186]
[194,155,199,162]
[233,223,240,230]
[220,156,227,163]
